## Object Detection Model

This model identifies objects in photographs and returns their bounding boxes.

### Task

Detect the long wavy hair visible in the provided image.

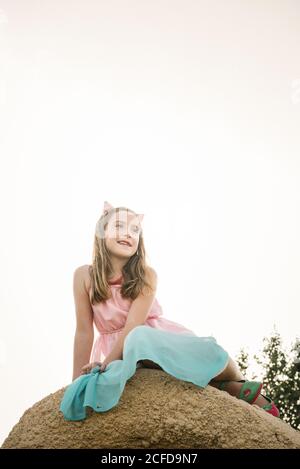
[88,206,153,305]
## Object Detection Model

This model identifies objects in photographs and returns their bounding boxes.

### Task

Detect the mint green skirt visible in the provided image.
[59,325,229,421]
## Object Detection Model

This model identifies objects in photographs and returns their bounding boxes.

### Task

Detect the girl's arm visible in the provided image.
[100,267,157,370]
[72,266,94,381]
[72,331,94,380]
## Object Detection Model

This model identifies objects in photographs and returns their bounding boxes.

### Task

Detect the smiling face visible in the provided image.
[104,210,142,259]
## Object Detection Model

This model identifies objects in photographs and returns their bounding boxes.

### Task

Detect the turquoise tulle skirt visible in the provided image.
[59,325,229,421]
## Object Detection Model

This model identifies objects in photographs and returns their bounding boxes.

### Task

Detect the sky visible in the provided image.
[0,0,300,446]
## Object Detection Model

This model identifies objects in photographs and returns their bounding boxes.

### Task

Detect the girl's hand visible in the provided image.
[99,359,109,371]
[81,361,102,375]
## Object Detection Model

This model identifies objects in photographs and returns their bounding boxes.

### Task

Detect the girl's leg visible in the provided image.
[139,357,245,380]
[209,356,269,408]
[210,356,245,382]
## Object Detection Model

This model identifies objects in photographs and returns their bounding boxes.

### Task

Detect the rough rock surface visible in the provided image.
[2,368,300,449]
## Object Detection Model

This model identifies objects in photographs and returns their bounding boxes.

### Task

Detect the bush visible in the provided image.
[236,330,300,430]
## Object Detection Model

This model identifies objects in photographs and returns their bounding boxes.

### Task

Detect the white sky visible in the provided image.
[0,0,300,445]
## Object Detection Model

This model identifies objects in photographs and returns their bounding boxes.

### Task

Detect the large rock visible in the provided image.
[2,368,300,449]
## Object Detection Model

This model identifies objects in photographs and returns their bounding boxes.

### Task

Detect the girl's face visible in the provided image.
[105,211,141,258]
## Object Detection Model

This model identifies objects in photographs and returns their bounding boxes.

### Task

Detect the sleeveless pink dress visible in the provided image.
[90,274,197,362]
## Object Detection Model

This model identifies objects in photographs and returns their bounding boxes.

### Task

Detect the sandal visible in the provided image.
[260,393,280,417]
[214,379,280,417]
[215,379,262,404]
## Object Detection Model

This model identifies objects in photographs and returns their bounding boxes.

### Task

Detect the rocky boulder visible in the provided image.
[2,368,300,449]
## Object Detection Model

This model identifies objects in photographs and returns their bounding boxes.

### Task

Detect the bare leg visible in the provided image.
[209,356,245,382]
[209,356,269,408]
[209,356,247,397]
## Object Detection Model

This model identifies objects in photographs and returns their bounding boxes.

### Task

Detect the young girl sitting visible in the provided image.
[60,201,280,420]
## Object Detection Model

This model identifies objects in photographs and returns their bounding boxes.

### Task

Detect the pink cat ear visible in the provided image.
[137,213,144,223]
[102,200,114,216]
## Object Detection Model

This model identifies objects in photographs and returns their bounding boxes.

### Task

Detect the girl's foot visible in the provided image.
[210,379,280,417]
[210,380,268,408]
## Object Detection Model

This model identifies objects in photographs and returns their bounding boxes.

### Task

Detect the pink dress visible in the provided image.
[90,274,197,363]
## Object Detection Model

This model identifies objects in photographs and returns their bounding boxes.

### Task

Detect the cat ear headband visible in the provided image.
[95,200,144,239]
[102,200,144,224]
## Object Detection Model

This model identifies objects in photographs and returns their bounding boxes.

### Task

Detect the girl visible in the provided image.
[62,201,279,420]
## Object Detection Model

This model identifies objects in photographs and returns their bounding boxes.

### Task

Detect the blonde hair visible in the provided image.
[88,206,153,305]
